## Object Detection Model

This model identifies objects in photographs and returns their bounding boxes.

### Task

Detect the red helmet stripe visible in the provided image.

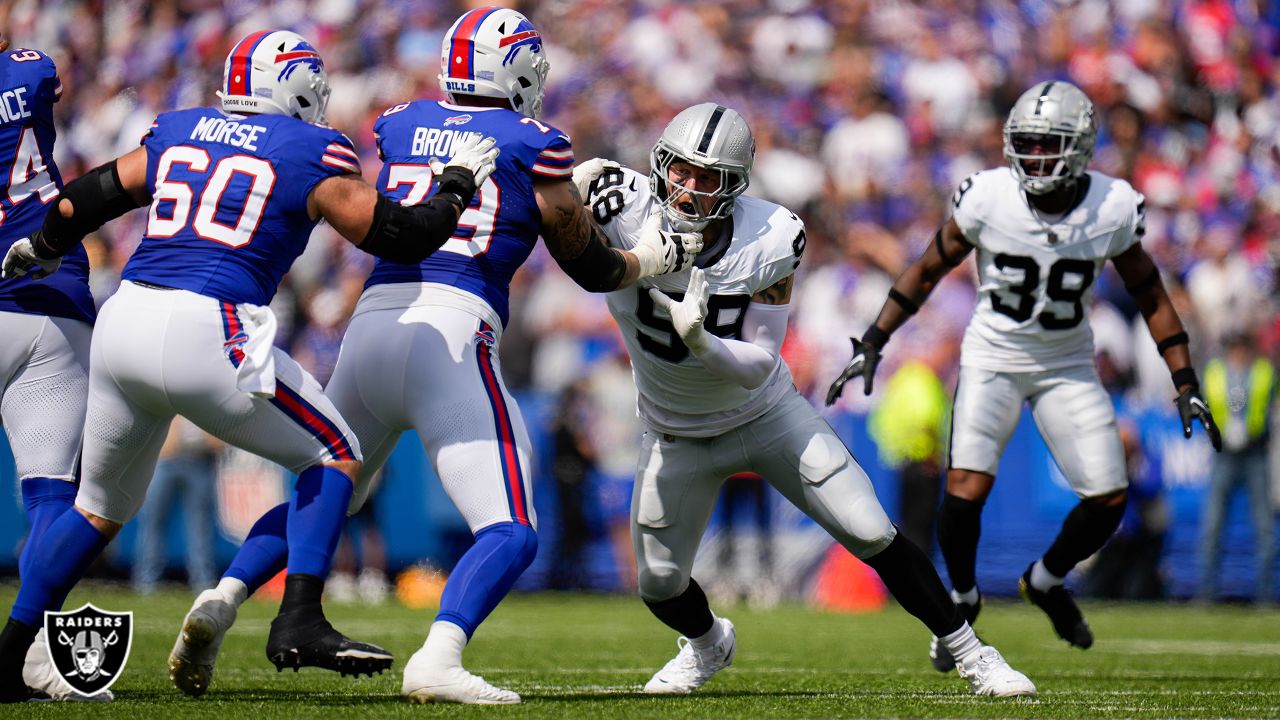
[226,30,273,97]
[447,7,498,81]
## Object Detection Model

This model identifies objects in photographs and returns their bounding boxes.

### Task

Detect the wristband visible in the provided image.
[1156,331,1189,355]
[1171,367,1198,390]
[888,288,919,315]
[862,325,889,350]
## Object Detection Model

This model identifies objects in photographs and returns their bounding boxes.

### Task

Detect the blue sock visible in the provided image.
[11,509,109,626]
[436,522,538,637]
[225,502,289,594]
[19,478,77,581]
[285,466,353,578]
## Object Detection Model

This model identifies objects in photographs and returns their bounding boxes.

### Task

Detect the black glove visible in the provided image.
[1175,386,1223,452]
[825,336,882,406]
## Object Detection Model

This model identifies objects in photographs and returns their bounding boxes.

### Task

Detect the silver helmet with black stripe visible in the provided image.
[650,103,755,233]
[1003,81,1096,195]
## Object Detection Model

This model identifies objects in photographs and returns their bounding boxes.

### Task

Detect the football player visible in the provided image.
[183,8,700,705]
[574,103,1035,698]
[827,81,1221,667]
[0,30,495,702]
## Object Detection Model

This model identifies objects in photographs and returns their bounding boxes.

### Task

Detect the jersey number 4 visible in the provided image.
[148,147,274,248]
[990,254,1095,330]
[0,127,58,224]
[636,288,749,362]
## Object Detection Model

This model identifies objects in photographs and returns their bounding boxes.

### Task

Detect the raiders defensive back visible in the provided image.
[576,102,1036,698]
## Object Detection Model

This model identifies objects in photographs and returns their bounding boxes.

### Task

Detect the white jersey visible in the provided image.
[588,167,805,437]
[952,168,1145,372]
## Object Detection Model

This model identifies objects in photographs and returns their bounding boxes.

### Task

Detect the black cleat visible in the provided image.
[1019,564,1093,649]
[265,610,393,677]
[929,592,983,672]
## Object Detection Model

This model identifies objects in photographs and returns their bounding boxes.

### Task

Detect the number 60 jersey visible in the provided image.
[953,167,1145,372]
[589,166,805,438]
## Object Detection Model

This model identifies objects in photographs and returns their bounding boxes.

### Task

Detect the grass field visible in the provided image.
[2,583,1278,718]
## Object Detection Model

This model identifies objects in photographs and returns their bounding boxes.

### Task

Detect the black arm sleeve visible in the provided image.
[555,227,627,293]
[34,160,146,258]
[359,192,462,264]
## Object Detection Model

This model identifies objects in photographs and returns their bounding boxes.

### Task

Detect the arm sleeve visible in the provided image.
[686,302,789,390]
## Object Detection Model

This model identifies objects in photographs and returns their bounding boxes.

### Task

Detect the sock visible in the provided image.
[18,478,77,577]
[952,587,980,606]
[1030,559,1064,592]
[937,493,985,594]
[1041,495,1127,578]
[217,576,250,607]
[286,466,354,578]
[0,617,39,689]
[279,573,325,615]
[225,502,289,594]
[11,509,109,626]
[687,611,724,651]
[863,532,964,638]
[644,578,714,639]
[940,622,983,665]
[418,620,469,671]
[435,522,538,637]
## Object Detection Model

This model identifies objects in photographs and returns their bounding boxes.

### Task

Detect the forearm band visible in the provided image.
[888,288,919,315]
[360,193,458,264]
[37,160,144,257]
[558,228,627,292]
[1171,367,1199,390]
[1156,331,1189,355]
[934,229,968,267]
[1125,267,1161,295]
[863,325,890,350]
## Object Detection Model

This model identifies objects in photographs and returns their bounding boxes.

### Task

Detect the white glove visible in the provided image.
[429,134,499,186]
[649,267,711,353]
[571,157,621,200]
[2,236,61,280]
[631,208,702,279]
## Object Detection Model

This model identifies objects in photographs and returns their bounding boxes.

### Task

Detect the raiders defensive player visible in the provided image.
[827,81,1221,669]
[575,103,1036,698]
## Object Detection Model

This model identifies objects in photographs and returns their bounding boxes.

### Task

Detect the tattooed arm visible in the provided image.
[535,179,641,291]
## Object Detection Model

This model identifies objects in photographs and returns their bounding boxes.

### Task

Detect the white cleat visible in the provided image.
[24,629,113,702]
[401,651,519,704]
[168,588,238,697]
[643,617,736,695]
[955,645,1037,698]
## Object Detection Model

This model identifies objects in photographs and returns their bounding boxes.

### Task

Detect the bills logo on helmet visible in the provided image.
[43,604,134,697]
[275,42,323,81]
[498,19,541,66]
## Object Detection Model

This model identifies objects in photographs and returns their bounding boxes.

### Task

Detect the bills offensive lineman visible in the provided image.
[193,8,700,705]
[827,81,1221,667]
[575,103,1035,698]
[0,30,496,701]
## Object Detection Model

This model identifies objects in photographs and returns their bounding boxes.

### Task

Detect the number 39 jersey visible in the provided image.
[122,108,359,305]
[0,48,95,324]
[952,168,1145,372]
[592,167,805,438]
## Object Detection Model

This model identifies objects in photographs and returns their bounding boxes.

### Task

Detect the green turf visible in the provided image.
[2,582,1278,718]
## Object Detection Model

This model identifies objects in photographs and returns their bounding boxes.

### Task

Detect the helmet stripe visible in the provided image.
[448,7,499,81]
[696,105,727,154]
[227,30,273,98]
[1034,81,1056,115]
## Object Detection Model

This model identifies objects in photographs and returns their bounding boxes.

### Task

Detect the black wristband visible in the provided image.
[1156,331,1189,355]
[1171,367,1199,390]
[862,325,889,350]
[888,288,919,315]
[434,166,477,207]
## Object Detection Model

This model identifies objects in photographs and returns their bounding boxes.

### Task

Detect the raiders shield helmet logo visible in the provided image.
[43,604,133,697]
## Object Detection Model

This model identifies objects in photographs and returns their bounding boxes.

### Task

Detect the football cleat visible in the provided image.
[643,617,736,694]
[169,588,237,697]
[265,609,393,677]
[401,651,519,705]
[25,629,113,702]
[929,592,983,673]
[1019,564,1093,649]
[955,645,1037,697]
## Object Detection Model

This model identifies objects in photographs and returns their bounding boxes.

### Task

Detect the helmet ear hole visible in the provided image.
[517,76,532,89]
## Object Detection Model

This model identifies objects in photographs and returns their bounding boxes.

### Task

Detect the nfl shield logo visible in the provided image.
[43,604,133,697]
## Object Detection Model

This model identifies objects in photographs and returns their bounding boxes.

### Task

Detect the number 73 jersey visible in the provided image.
[952,168,1145,372]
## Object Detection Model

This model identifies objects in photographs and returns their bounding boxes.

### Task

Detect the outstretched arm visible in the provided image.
[537,178,638,291]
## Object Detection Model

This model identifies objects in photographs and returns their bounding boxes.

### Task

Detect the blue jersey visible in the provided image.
[366,101,573,326]
[122,108,360,305]
[0,48,94,324]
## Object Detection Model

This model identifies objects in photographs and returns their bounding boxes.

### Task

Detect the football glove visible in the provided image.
[825,336,882,405]
[571,157,622,201]
[1,234,61,280]
[429,134,499,187]
[632,208,702,279]
[649,267,710,351]
[1175,386,1223,452]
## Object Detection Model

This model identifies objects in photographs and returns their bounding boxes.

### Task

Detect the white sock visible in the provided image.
[688,612,723,651]
[1030,559,1065,592]
[216,577,249,607]
[418,620,468,670]
[941,622,983,665]
[951,587,980,606]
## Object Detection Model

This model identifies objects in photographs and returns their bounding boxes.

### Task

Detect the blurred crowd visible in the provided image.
[6,0,1279,595]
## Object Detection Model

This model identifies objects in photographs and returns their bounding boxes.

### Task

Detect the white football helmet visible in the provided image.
[650,103,754,233]
[219,30,331,125]
[438,7,549,119]
[1003,80,1096,195]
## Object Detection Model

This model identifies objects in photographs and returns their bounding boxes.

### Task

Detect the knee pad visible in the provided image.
[638,563,688,602]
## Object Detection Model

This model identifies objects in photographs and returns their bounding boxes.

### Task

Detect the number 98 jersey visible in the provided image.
[590,166,805,438]
[952,168,1145,372]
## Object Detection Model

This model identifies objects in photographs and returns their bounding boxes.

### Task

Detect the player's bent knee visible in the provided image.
[324,459,362,484]
[76,505,123,539]
[945,469,995,502]
[476,521,539,572]
[637,565,688,602]
[1084,487,1127,508]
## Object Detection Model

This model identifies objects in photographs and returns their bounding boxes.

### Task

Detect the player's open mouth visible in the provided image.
[678,201,696,215]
